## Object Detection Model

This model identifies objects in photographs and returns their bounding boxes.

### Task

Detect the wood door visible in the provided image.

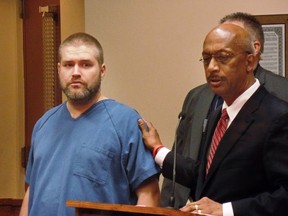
[0,199,22,216]
[22,0,62,169]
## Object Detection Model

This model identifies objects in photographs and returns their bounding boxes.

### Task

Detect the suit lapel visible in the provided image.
[187,86,214,159]
[195,107,220,198]
[197,86,268,197]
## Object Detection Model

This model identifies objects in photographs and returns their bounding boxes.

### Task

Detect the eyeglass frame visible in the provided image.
[199,50,252,66]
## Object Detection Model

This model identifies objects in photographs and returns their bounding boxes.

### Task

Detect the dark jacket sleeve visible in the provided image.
[162,151,199,190]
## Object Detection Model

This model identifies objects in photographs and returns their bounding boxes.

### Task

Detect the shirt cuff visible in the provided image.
[155,147,170,168]
[223,202,234,216]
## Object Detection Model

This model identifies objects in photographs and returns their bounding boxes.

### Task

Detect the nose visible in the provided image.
[206,57,219,72]
[205,58,220,78]
[72,65,81,76]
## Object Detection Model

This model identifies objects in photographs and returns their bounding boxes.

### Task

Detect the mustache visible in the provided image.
[207,75,222,81]
[68,78,85,85]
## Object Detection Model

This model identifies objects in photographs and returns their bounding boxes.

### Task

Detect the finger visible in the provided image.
[180,203,201,213]
[138,119,149,132]
[180,204,194,212]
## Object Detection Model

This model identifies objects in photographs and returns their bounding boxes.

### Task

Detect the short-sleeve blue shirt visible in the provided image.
[26,99,160,216]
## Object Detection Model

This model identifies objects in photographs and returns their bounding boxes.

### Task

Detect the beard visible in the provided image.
[61,76,101,105]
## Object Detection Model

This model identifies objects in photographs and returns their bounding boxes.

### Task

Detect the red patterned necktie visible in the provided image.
[206,108,229,174]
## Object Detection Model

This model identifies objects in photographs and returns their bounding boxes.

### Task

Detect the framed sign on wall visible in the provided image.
[255,14,288,78]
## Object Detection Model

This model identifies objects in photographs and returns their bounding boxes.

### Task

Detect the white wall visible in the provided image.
[85,0,288,152]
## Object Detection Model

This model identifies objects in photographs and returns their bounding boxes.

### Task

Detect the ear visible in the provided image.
[100,64,107,79]
[253,40,261,56]
[57,62,61,74]
[246,54,256,73]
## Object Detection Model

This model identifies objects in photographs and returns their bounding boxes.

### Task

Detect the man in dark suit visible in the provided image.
[160,12,288,209]
[139,23,288,215]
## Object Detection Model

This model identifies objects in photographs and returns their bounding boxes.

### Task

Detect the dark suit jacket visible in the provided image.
[160,65,288,208]
[162,85,288,215]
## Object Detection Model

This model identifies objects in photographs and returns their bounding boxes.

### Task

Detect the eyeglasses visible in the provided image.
[199,51,250,65]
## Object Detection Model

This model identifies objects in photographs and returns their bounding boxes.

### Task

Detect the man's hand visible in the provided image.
[180,197,223,216]
[138,119,163,151]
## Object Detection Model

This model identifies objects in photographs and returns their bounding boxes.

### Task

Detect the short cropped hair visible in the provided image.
[220,12,264,53]
[58,32,104,65]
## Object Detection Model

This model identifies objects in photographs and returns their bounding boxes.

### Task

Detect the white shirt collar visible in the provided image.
[222,79,260,127]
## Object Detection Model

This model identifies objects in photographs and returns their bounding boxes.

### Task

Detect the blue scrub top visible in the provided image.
[26,99,160,216]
